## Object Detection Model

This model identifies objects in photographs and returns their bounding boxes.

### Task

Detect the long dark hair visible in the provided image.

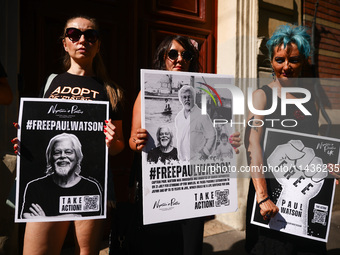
[62,15,123,110]
[152,35,201,72]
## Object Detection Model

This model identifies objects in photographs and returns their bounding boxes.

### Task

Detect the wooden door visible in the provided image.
[137,0,217,74]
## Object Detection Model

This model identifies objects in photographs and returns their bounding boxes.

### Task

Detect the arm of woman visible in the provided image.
[245,89,279,220]
[129,92,148,152]
[104,119,125,156]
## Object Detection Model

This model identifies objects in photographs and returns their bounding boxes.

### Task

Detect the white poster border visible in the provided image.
[250,128,339,242]
[15,98,109,223]
[141,69,238,225]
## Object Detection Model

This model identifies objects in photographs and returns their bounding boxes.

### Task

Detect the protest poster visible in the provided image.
[141,69,238,225]
[251,128,339,242]
[15,98,108,222]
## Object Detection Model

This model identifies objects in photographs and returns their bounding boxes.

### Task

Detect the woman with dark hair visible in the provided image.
[245,24,326,255]
[130,34,240,155]
[152,35,201,72]
[128,35,241,255]
[130,35,203,154]
[14,15,124,255]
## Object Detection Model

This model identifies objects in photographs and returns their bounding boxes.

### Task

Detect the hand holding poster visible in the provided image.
[141,69,238,225]
[251,128,339,242]
[15,98,108,222]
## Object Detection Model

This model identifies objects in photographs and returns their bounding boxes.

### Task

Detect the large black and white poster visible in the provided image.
[251,128,339,242]
[141,69,238,225]
[15,98,108,222]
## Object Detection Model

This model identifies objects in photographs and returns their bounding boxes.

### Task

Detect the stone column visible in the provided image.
[216,0,258,230]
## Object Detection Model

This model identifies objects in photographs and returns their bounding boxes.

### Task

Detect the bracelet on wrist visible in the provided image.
[258,197,270,206]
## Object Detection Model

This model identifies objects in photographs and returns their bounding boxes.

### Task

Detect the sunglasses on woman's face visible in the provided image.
[167,49,193,61]
[65,28,99,43]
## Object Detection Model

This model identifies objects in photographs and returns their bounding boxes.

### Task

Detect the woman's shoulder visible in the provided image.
[253,86,267,100]
[250,86,268,111]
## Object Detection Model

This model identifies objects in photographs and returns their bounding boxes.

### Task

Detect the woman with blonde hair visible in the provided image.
[15,15,125,255]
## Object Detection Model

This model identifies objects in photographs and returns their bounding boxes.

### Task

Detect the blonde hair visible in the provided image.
[62,15,123,110]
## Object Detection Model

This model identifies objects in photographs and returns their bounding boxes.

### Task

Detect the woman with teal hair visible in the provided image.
[245,24,326,254]
[266,25,311,61]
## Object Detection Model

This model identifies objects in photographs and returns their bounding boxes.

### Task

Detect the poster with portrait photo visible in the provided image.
[250,128,339,242]
[15,98,109,222]
[141,69,238,225]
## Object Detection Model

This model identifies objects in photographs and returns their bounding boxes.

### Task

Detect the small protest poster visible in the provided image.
[15,98,108,222]
[251,128,339,242]
[141,69,238,225]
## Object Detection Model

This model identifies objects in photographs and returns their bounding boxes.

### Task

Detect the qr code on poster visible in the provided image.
[84,195,99,211]
[311,209,327,226]
[215,189,230,207]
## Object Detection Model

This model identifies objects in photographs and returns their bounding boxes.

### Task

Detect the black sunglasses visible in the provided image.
[167,49,193,61]
[65,27,99,43]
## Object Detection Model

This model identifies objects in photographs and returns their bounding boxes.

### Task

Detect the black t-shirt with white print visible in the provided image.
[44,72,121,119]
